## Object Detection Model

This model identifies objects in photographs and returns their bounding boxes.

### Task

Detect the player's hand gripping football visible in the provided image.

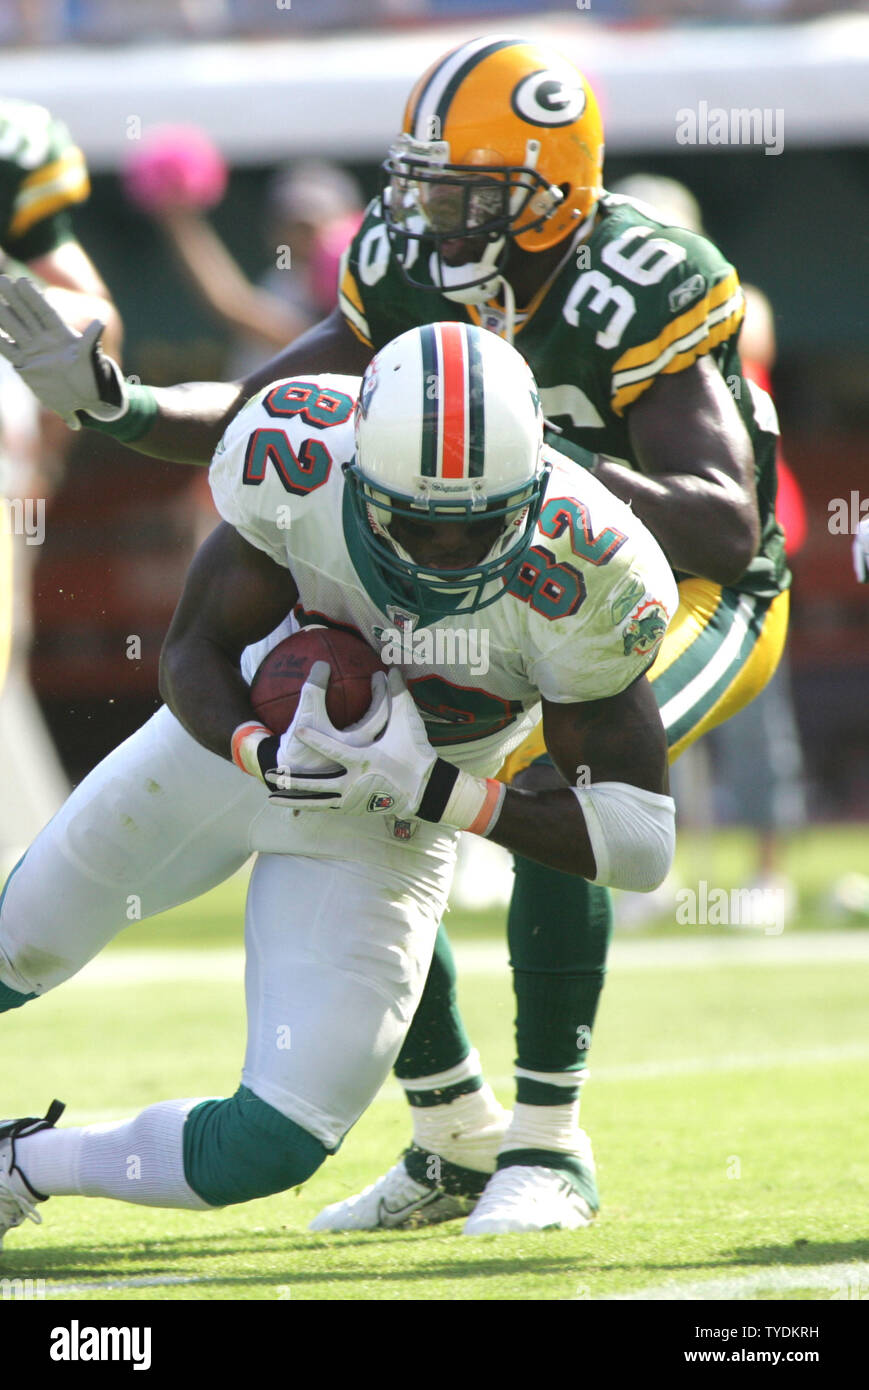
[0,275,127,429]
[259,660,389,804]
[270,665,438,818]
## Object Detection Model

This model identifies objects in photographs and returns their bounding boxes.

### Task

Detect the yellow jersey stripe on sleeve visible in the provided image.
[343,313,373,348]
[337,252,373,347]
[338,253,365,315]
[9,149,90,239]
[610,281,744,416]
[612,272,741,374]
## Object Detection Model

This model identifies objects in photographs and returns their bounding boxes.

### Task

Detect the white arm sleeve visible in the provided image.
[572,781,675,892]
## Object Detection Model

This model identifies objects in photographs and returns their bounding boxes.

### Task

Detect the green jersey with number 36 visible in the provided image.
[338,191,787,601]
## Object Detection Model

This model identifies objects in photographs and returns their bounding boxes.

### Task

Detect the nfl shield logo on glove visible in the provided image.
[367,792,396,813]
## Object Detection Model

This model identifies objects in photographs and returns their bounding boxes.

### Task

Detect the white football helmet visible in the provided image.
[344,321,549,624]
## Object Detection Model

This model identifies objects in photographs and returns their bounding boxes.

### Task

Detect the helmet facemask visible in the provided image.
[345,320,549,624]
[344,467,549,624]
[381,134,564,303]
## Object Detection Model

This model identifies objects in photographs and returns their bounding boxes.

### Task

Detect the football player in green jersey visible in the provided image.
[0,97,120,691]
[0,39,789,1232]
[0,98,120,352]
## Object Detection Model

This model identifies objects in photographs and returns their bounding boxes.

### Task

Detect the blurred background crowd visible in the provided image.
[0,2,866,923]
[0,1,857,46]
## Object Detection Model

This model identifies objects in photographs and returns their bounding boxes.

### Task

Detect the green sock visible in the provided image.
[508,855,612,1103]
[394,921,478,1100]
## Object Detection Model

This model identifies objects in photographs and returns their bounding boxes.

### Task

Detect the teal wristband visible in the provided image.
[79,383,158,443]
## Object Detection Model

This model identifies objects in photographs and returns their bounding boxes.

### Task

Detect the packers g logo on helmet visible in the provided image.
[510,68,588,128]
[381,36,604,301]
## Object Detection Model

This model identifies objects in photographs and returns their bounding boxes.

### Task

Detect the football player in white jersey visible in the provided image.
[0,325,676,1243]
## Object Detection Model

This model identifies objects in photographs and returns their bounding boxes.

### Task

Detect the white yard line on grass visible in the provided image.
[61,930,869,992]
[605,1260,869,1301]
[61,1038,869,1126]
[45,1275,205,1295]
[51,933,869,1126]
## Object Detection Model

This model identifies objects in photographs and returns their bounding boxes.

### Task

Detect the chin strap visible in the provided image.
[499,277,516,346]
[432,234,506,306]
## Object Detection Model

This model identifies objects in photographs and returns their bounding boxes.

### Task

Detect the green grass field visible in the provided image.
[2,828,868,1302]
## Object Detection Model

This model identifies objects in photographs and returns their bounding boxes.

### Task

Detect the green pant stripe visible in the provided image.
[653,591,770,749]
[649,586,733,715]
[664,600,761,746]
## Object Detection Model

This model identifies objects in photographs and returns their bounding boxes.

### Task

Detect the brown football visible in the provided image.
[249,626,387,734]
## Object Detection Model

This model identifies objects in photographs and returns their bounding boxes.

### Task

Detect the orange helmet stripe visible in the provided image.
[438,322,469,479]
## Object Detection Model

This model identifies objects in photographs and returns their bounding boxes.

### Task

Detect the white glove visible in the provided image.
[854,516,869,584]
[0,275,127,429]
[267,661,391,806]
[274,667,438,817]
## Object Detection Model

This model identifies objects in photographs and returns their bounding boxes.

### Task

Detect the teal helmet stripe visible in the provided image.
[419,322,440,477]
[466,326,486,478]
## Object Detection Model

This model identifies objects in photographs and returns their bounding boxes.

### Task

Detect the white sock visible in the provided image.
[15,1099,213,1209]
[500,1100,592,1161]
[409,1082,509,1174]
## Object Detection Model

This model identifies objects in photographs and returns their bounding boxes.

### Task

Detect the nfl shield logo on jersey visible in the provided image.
[367,792,396,812]
[389,817,418,841]
[386,606,417,633]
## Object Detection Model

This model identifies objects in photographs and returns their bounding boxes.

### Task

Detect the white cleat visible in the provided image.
[310,1151,475,1232]
[311,1098,512,1232]
[0,1100,64,1251]
[462,1165,596,1235]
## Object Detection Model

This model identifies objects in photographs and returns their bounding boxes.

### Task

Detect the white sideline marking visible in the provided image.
[605,1260,869,1301]
[370,1039,869,1100]
[608,931,869,970]
[46,933,869,1124]
[58,930,869,993]
[63,1036,869,1126]
[46,1275,204,1295]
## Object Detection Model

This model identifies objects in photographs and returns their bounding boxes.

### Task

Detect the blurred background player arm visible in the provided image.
[152,204,308,350]
[0,137,371,462]
[143,305,372,463]
[118,142,370,460]
[0,98,122,357]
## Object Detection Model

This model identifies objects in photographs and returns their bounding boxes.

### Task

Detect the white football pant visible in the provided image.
[0,702,457,1148]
